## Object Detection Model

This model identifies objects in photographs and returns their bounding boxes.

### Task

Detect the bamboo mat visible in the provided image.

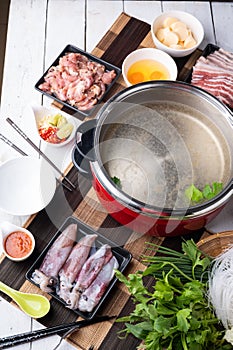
[0,12,214,350]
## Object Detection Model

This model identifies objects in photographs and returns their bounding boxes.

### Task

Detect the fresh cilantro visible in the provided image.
[185,182,223,203]
[111,176,121,188]
[116,240,232,350]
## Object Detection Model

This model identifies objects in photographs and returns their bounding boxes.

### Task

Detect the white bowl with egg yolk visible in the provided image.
[151,11,204,57]
[122,48,177,87]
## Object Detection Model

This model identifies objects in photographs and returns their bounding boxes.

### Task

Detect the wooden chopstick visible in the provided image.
[0,132,73,192]
[6,118,76,189]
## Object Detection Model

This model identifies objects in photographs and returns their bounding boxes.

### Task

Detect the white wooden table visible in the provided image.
[0,1,232,349]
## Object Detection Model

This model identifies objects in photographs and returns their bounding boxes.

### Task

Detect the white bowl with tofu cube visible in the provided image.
[151,11,204,57]
[32,105,76,147]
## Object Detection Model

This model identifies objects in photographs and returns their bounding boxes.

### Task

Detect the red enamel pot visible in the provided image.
[72,81,233,237]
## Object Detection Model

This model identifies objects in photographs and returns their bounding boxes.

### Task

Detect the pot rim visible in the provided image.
[91,80,233,218]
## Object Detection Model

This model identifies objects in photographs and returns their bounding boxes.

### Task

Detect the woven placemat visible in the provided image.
[0,12,211,350]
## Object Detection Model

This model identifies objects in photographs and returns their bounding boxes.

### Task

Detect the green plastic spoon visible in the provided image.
[0,281,50,318]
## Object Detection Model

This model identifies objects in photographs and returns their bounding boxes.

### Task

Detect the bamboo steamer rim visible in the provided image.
[197,231,233,258]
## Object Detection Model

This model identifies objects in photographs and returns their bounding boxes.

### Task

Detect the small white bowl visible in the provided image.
[0,157,56,216]
[31,105,76,148]
[151,11,204,57]
[122,48,177,87]
[0,222,35,261]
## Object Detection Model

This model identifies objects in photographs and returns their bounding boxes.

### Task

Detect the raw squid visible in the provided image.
[67,244,113,309]
[78,256,119,312]
[58,234,97,302]
[32,223,77,292]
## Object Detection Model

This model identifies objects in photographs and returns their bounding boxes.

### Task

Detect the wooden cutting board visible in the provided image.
[0,12,210,350]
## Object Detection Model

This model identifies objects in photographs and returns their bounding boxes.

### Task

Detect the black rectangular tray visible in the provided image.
[26,216,132,320]
[35,44,122,118]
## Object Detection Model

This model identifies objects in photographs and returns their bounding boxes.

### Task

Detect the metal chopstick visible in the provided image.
[0,132,73,192]
[0,133,27,156]
[0,315,115,349]
[6,118,76,189]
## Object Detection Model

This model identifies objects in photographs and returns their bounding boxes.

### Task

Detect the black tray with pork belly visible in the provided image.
[185,43,233,110]
[35,44,121,117]
[26,216,132,319]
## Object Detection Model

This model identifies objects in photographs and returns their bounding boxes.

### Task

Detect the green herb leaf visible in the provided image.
[154,315,173,334]
[176,308,191,332]
[212,182,223,195]
[185,182,223,203]
[185,184,203,202]
[202,184,213,199]
[124,322,149,339]
[116,239,229,350]
[202,182,223,200]
[111,176,121,188]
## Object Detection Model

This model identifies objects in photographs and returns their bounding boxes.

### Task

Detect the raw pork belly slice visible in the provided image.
[191,48,233,108]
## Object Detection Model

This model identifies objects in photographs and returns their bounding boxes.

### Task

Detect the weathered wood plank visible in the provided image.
[44,0,86,67]
[0,298,31,350]
[0,0,47,158]
[124,0,161,23]
[86,0,123,52]
[212,2,233,51]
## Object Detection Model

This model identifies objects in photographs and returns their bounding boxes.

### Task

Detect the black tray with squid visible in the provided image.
[26,216,132,320]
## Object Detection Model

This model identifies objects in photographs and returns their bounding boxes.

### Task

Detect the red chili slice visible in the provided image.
[39,126,68,144]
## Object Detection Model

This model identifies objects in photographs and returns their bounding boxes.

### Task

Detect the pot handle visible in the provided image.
[72,119,97,179]
[75,119,97,162]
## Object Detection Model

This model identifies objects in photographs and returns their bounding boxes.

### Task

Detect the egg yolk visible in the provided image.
[150,71,163,80]
[129,71,145,84]
[127,59,169,84]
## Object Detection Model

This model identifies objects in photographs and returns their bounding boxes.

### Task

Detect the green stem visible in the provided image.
[162,262,194,282]
[201,318,219,325]
[145,243,187,257]
[143,256,186,263]
[181,333,188,350]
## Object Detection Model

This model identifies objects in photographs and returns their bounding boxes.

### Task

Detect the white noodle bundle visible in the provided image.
[208,245,233,330]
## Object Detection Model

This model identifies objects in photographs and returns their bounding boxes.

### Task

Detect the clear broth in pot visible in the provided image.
[99,101,231,209]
